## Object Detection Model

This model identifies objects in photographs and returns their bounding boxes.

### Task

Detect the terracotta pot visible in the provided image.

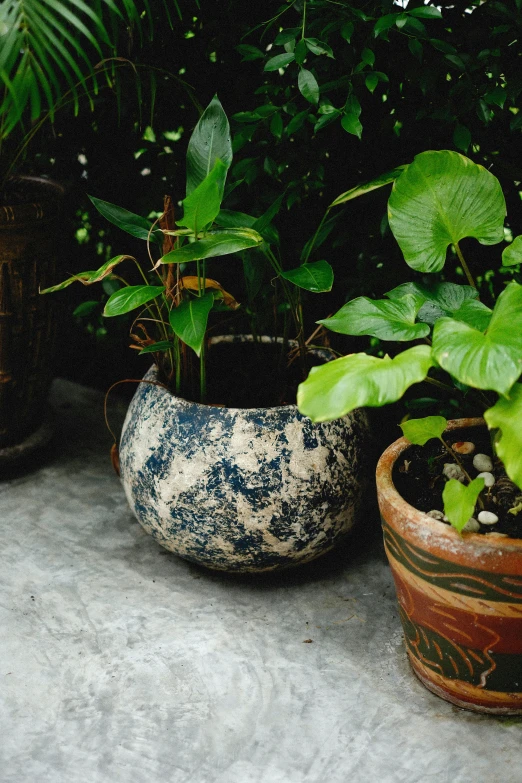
[119,336,370,573]
[0,176,64,457]
[377,418,522,714]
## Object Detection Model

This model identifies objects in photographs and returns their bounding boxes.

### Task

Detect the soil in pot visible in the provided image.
[393,424,522,538]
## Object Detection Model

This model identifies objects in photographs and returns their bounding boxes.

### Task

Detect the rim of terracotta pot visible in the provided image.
[0,175,65,228]
[376,416,522,554]
[142,334,342,418]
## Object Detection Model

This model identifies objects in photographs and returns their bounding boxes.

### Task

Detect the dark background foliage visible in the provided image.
[24,0,522,390]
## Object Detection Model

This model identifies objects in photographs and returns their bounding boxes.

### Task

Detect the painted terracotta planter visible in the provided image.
[119,336,369,573]
[377,418,522,714]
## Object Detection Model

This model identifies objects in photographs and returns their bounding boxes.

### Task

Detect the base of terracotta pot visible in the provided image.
[0,415,54,467]
[408,651,522,715]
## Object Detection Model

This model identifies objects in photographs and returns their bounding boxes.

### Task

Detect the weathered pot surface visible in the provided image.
[119,337,370,573]
[377,417,522,714]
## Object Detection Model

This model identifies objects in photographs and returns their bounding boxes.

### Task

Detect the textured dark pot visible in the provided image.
[377,418,522,714]
[0,176,64,456]
[119,337,370,573]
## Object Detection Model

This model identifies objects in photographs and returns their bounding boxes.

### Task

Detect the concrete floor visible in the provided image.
[1,380,522,783]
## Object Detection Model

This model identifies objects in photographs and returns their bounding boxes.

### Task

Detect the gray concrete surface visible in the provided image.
[1,379,521,783]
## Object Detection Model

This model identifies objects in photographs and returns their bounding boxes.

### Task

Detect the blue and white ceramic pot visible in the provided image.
[119,336,370,573]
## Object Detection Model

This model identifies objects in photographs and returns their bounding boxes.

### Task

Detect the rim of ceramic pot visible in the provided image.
[141,334,339,417]
[0,175,65,228]
[376,416,522,552]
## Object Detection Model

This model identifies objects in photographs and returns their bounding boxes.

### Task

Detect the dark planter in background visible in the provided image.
[0,176,64,462]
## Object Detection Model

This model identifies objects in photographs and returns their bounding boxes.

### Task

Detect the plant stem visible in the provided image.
[455,242,476,289]
[439,437,474,484]
[303,207,330,264]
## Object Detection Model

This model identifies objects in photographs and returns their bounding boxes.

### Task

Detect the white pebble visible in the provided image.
[462,517,480,533]
[478,510,499,525]
[452,441,475,455]
[443,463,466,483]
[485,531,508,537]
[427,510,445,521]
[477,471,495,488]
[473,453,493,472]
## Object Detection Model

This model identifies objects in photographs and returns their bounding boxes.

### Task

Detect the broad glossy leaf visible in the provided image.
[139,341,174,355]
[451,300,492,331]
[215,209,256,228]
[319,294,429,341]
[281,260,333,293]
[298,68,319,104]
[432,281,522,395]
[264,53,295,71]
[88,196,162,244]
[177,159,227,233]
[297,345,433,422]
[160,229,263,264]
[386,281,478,325]
[409,6,443,18]
[484,384,522,489]
[443,478,485,534]
[388,150,506,273]
[180,276,239,309]
[103,285,164,317]
[400,416,447,445]
[304,38,334,58]
[40,255,135,294]
[169,292,214,357]
[341,112,362,139]
[186,96,232,196]
[329,166,407,207]
[502,235,522,267]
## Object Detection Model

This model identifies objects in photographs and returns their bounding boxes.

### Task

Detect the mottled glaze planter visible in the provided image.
[377,418,522,714]
[119,337,369,573]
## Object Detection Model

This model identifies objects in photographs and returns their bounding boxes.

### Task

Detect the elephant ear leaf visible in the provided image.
[484,384,522,490]
[186,95,233,196]
[388,150,506,273]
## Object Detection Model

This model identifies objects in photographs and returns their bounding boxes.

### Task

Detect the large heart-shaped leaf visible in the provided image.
[443,477,485,533]
[186,95,233,196]
[432,281,522,395]
[40,255,135,294]
[297,345,433,422]
[160,228,263,264]
[388,150,506,272]
[318,294,429,341]
[484,384,522,490]
[502,235,522,267]
[329,165,407,208]
[386,281,478,325]
[177,159,227,233]
[281,260,333,293]
[451,299,492,331]
[169,292,215,356]
[88,196,163,244]
[215,209,256,229]
[103,285,165,317]
[400,416,447,445]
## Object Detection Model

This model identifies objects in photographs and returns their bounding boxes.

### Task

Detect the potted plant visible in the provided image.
[297,149,522,713]
[42,96,370,573]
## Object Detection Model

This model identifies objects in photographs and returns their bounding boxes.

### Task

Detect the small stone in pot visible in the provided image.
[462,518,480,533]
[473,453,493,472]
[477,471,495,487]
[452,441,475,455]
[478,510,499,525]
[427,509,445,521]
[443,463,466,483]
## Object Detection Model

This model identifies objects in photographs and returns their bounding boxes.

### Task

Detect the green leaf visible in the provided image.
[502,236,522,267]
[103,285,165,317]
[341,112,362,138]
[281,260,333,293]
[484,384,522,490]
[274,28,300,45]
[270,112,283,139]
[408,6,443,19]
[432,281,522,395]
[443,478,485,534]
[286,110,309,135]
[361,48,375,67]
[305,38,334,58]
[139,341,174,355]
[73,300,98,317]
[177,159,226,233]
[294,39,308,65]
[88,196,162,244]
[408,38,423,61]
[451,300,492,332]
[453,123,471,153]
[169,292,214,357]
[160,228,263,264]
[330,166,407,207]
[298,68,319,104]
[388,150,506,273]
[385,281,478,325]
[264,52,295,71]
[236,44,265,61]
[40,255,135,294]
[252,194,285,238]
[484,86,507,109]
[186,95,232,196]
[297,345,433,422]
[374,14,397,37]
[365,73,379,93]
[400,416,447,446]
[341,21,354,41]
[319,294,430,341]
[215,210,256,229]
